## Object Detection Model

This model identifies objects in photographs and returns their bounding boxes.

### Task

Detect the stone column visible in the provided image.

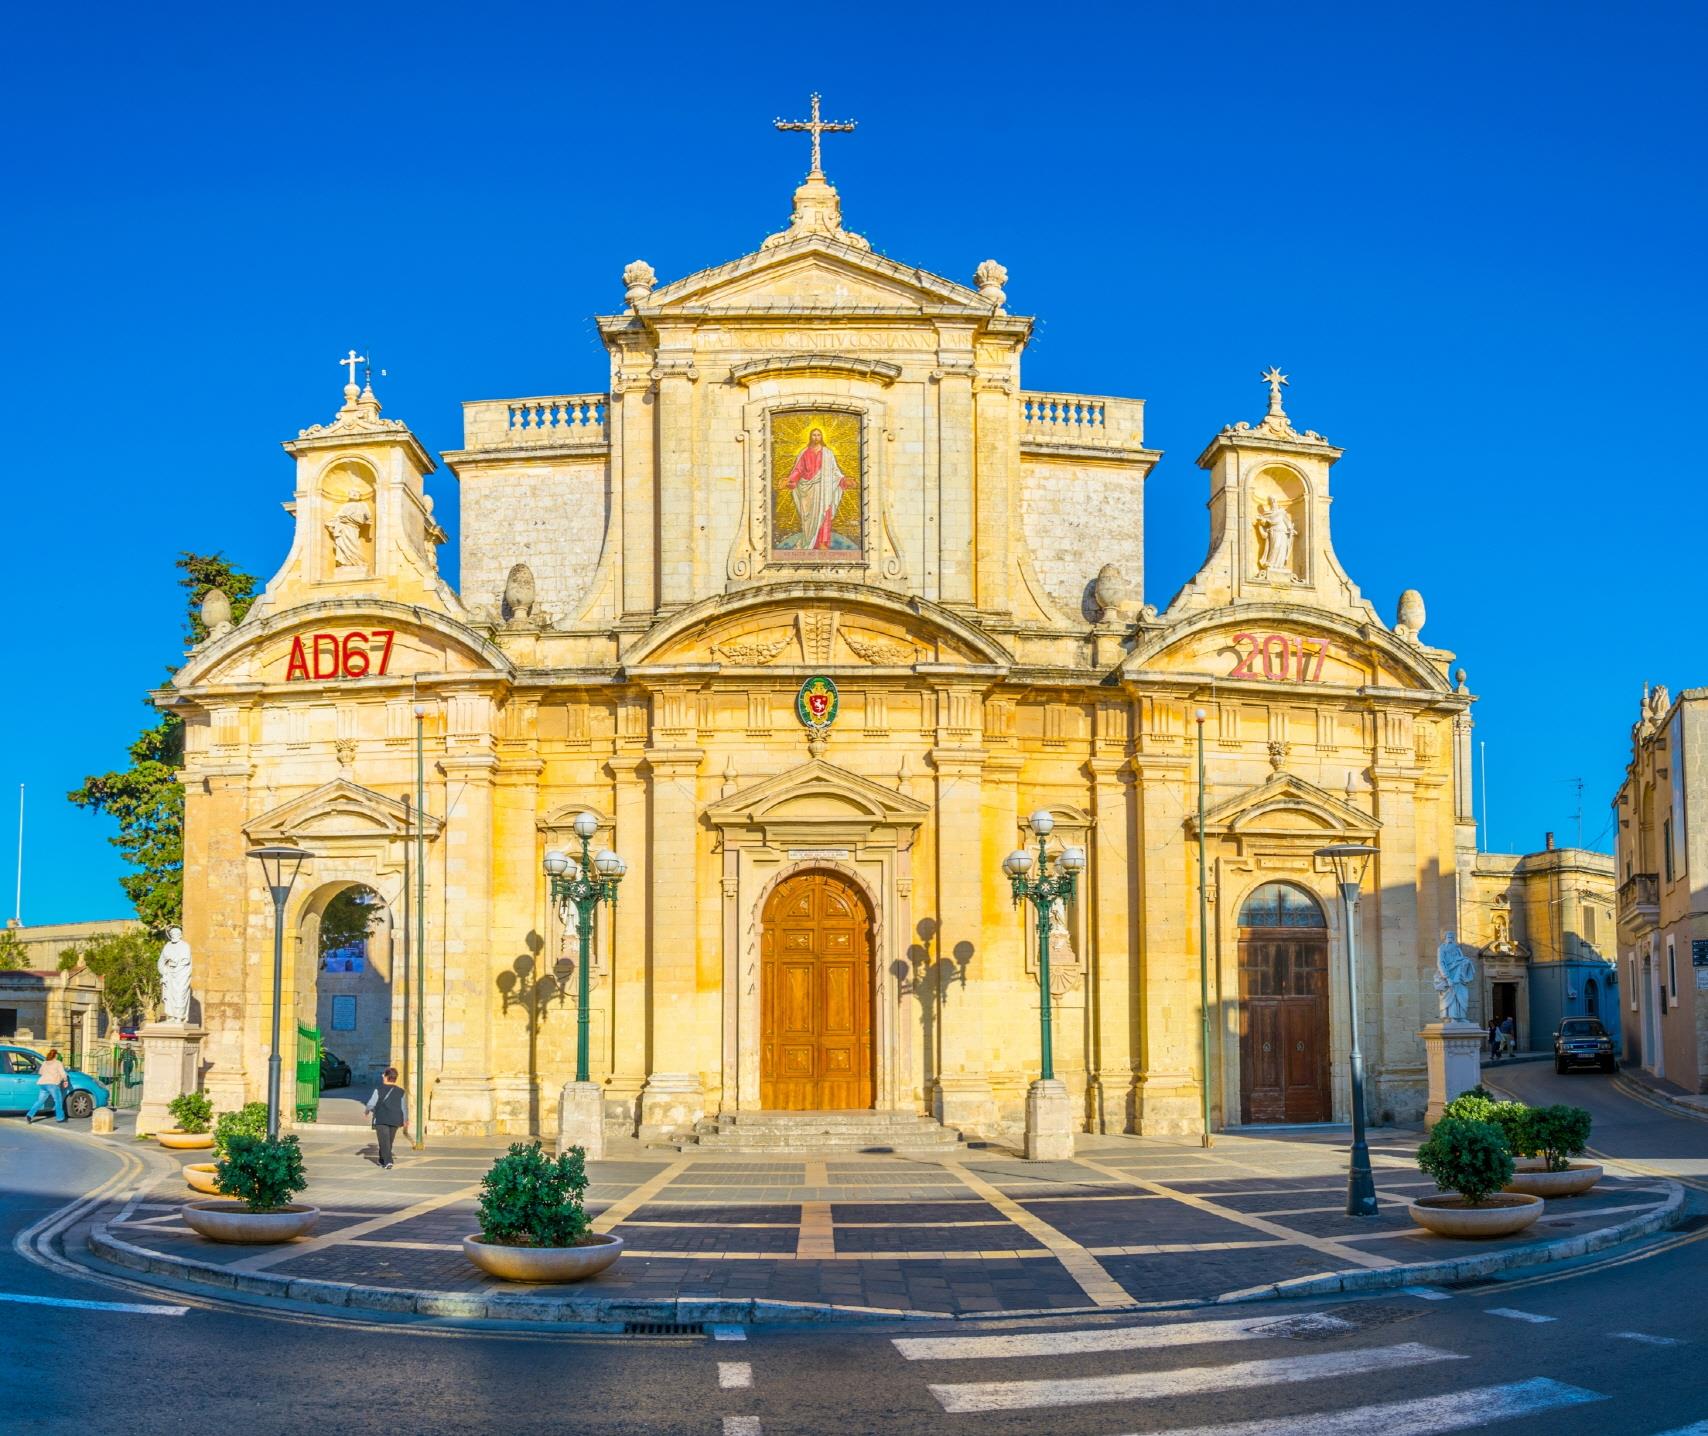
[929,742,995,1135]
[606,753,649,1135]
[1421,1020,1486,1124]
[1088,751,1137,1132]
[1369,765,1420,1121]
[135,1023,207,1137]
[638,745,706,1140]
[490,750,542,1136]
[1133,751,1199,1135]
[429,745,497,1134]
[180,764,253,1112]
[653,347,698,609]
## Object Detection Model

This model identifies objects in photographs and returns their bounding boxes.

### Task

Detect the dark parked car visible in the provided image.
[319,1049,353,1091]
[1555,1017,1617,1073]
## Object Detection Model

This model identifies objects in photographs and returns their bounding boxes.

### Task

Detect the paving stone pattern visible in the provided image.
[105,1129,1675,1316]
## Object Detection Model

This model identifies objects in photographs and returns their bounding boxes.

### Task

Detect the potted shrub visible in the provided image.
[1439,1092,1529,1154]
[156,1092,215,1150]
[462,1142,622,1282]
[1504,1104,1601,1197]
[1409,1116,1543,1237]
[185,1101,269,1195]
[182,1133,318,1243]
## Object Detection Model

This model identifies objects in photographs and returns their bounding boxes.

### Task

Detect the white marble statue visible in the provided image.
[1256,500,1297,577]
[1433,929,1476,1023]
[158,926,193,1024]
[327,487,372,573]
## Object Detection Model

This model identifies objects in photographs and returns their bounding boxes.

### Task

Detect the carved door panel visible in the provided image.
[1239,933,1330,1124]
[761,872,873,1111]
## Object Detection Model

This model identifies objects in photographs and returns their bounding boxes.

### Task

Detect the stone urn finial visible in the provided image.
[975,259,1008,307]
[1395,588,1426,642]
[199,586,233,642]
[623,260,656,305]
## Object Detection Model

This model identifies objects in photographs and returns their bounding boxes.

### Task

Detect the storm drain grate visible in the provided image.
[1260,1300,1425,1339]
[622,1321,706,1337]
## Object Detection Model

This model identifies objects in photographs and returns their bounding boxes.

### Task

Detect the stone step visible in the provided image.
[708,1111,940,1131]
[683,1131,966,1153]
[674,1110,968,1154]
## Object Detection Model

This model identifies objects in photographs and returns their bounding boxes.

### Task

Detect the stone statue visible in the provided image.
[502,562,537,622]
[1255,500,1296,577]
[158,926,193,1024]
[327,487,372,573]
[1045,896,1080,993]
[1433,929,1476,1023]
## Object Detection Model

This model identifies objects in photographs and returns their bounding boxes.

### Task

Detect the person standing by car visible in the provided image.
[26,1049,69,1124]
[364,1068,408,1169]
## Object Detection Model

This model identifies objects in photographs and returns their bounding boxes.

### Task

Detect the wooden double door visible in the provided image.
[760,871,874,1111]
[1238,929,1331,1124]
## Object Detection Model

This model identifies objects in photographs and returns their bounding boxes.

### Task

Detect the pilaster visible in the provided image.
[639,744,706,1139]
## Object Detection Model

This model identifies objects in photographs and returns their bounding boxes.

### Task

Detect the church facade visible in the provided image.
[165,147,1476,1142]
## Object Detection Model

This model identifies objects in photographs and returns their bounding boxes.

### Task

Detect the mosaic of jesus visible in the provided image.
[771,410,862,558]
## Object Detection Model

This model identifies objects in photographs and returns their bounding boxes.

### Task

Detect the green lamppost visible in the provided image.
[544,812,626,1085]
[1315,841,1380,1217]
[1003,810,1086,1083]
[247,845,312,1141]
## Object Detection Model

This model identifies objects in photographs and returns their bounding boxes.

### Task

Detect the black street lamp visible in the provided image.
[1002,810,1085,1083]
[544,812,626,1084]
[247,845,312,1140]
[1315,841,1380,1217]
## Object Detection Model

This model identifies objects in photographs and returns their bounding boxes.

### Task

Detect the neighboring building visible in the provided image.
[6,917,141,970]
[160,132,1479,1140]
[1465,840,1617,1054]
[1614,686,1708,1086]
[0,965,107,1067]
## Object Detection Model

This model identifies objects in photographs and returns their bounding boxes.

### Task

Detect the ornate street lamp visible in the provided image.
[247,845,312,1140]
[545,812,626,1085]
[1003,809,1086,1084]
[1315,841,1380,1217]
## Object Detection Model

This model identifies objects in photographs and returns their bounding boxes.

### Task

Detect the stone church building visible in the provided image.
[165,140,1476,1143]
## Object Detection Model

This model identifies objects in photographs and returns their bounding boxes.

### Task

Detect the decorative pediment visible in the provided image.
[245,779,444,846]
[705,758,929,834]
[1187,772,1380,841]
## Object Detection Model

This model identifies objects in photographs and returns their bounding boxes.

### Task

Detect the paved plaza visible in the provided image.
[85,1125,1678,1321]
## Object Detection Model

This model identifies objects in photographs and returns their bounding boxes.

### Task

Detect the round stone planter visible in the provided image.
[1408,1193,1543,1238]
[462,1232,624,1283]
[156,1130,214,1151]
[184,1162,224,1195]
[1504,1159,1602,1198]
[182,1201,319,1244]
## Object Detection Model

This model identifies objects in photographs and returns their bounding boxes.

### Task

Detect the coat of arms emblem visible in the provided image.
[796,675,839,732]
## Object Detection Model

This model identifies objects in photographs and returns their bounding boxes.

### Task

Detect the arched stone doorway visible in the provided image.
[760,870,874,1111]
[297,883,394,1092]
[1237,881,1331,1124]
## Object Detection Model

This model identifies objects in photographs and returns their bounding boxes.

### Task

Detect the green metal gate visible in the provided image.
[295,1023,320,1123]
[93,1043,145,1111]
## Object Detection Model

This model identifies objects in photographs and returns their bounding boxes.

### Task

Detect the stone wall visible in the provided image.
[1020,458,1144,621]
[459,458,608,624]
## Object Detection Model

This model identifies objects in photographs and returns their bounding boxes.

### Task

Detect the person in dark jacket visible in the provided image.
[364,1068,409,1169]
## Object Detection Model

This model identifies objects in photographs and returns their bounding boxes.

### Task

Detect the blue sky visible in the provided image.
[2,3,1703,922]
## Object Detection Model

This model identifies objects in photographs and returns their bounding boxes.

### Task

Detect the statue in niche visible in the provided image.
[327,486,373,574]
[1045,895,1081,993]
[1255,499,1297,579]
[158,926,193,1024]
[1433,929,1477,1023]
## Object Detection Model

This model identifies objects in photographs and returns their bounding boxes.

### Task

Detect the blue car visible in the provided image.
[0,1045,111,1120]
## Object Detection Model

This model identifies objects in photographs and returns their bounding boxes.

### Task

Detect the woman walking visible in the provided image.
[26,1049,69,1123]
[365,1067,408,1169]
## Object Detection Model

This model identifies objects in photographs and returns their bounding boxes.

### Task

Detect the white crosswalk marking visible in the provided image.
[1611,1330,1682,1346]
[718,1361,753,1390]
[722,1419,762,1436]
[895,1312,1352,1361]
[929,1342,1462,1413]
[1112,1377,1603,1435]
[1399,1285,1453,1300]
[0,1291,187,1316]
[1647,1424,1708,1436]
[1485,1307,1555,1323]
[710,1324,748,1341]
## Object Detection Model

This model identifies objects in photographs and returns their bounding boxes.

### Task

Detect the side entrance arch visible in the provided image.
[760,870,874,1110]
[1237,881,1331,1124]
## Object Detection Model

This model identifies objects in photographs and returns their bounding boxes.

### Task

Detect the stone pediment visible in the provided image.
[1187,772,1380,841]
[645,237,995,317]
[705,759,929,834]
[245,779,444,846]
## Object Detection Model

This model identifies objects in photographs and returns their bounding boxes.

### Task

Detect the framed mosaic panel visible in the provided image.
[770,408,864,562]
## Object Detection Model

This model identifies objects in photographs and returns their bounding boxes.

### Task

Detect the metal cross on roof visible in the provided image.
[340,349,367,387]
[773,92,856,178]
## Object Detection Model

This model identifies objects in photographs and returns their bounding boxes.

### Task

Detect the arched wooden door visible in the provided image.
[761,871,874,1111]
[1237,882,1331,1124]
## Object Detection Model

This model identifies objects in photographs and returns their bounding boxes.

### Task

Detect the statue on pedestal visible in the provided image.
[1433,929,1477,1024]
[158,926,193,1024]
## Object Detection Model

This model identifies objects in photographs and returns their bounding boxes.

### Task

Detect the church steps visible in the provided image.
[669,1112,969,1154]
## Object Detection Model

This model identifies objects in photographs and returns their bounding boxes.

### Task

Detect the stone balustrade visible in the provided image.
[464,394,610,450]
[1019,391,1146,451]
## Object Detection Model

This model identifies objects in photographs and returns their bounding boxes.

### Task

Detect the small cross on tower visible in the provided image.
[774,92,856,178]
[340,349,367,389]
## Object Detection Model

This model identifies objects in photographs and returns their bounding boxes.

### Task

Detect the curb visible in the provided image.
[85,1178,1688,1328]
[1613,1074,1708,1125]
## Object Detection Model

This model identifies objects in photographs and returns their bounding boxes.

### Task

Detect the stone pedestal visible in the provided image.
[1024,1077,1075,1161]
[933,1076,998,1142]
[1422,1020,1486,1125]
[91,1107,115,1134]
[134,1021,206,1137]
[637,1072,704,1142]
[557,1080,606,1160]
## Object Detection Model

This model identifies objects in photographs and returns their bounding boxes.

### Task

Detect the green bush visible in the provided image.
[212,1101,269,1160]
[215,1133,308,1212]
[166,1091,213,1135]
[1521,1105,1592,1172]
[1439,1093,1528,1155]
[477,1142,592,1248]
[1417,1117,1514,1206]
[1459,1084,1494,1102]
